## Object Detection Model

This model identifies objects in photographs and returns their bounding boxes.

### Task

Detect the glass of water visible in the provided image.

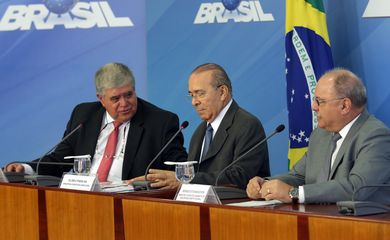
[73,156,91,175]
[175,163,195,184]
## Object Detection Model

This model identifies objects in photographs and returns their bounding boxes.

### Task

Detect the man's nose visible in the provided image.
[312,101,318,112]
[192,97,200,106]
[118,96,129,106]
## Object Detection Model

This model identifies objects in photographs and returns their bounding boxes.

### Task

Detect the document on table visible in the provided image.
[100,181,135,193]
[227,199,282,207]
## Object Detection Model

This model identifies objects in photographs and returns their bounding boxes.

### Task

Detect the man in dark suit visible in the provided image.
[130,63,270,189]
[5,63,187,181]
[247,68,390,204]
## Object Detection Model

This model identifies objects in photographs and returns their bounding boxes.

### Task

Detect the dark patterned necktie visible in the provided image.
[200,124,213,162]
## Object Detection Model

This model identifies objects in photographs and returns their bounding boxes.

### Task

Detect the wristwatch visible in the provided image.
[288,187,299,204]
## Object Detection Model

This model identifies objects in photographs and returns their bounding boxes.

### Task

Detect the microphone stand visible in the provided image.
[337,184,390,216]
[132,121,189,190]
[24,123,83,186]
[214,124,285,200]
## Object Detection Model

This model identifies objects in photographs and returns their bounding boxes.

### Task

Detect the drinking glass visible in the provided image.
[73,156,91,175]
[175,163,195,184]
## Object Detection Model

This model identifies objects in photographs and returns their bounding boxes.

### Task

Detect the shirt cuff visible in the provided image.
[22,164,35,175]
[298,186,305,203]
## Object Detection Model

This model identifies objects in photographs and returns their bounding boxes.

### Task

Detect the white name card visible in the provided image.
[60,174,100,191]
[175,184,221,204]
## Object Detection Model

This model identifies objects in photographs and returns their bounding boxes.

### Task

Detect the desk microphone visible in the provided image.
[215,124,285,186]
[35,123,83,175]
[337,184,390,216]
[132,121,189,190]
[213,124,285,199]
[23,123,83,185]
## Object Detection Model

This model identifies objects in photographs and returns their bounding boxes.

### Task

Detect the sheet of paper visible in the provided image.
[100,181,135,193]
[227,199,282,207]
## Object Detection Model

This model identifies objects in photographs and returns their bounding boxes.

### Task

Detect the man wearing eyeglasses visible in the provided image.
[247,68,390,204]
[129,63,270,189]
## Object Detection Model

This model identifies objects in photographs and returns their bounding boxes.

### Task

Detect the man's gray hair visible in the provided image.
[95,63,135,96]
[192,63,233,94]
[325,68,367,108]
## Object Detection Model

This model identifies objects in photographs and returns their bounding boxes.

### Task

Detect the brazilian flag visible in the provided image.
[285,0,333,169]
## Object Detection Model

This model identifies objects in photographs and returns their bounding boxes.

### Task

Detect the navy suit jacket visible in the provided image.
[34,98,187,179]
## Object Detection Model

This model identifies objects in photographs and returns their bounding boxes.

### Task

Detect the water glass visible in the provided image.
[73,157,91,175]
[175,164,195,183]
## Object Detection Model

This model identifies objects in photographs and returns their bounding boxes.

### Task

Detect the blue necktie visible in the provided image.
[201,124,213,161]
[317,132,341,183]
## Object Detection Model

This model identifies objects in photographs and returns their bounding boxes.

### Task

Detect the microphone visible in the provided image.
[337,184,390,216]
[132,121,189,190]
[214,124,285,199]
[23,123,83,186]
[215,124,285,186]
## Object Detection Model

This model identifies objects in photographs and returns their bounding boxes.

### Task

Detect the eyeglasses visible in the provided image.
[187,85,223,101]
[314,97,345,106]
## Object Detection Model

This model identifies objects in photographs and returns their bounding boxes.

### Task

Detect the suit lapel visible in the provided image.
[122,99,144,178]
[82,107,105,157]
[329,111,370,178]
[191,123,206,162]
[201,101,238,163]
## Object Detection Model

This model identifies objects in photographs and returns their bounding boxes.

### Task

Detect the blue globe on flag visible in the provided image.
[43,0,79,14]
[222,0,241,11]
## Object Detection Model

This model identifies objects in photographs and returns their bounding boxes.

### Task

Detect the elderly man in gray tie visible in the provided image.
[247,68,390,204]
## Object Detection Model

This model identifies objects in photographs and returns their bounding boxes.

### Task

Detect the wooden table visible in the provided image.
[1,182,389,240]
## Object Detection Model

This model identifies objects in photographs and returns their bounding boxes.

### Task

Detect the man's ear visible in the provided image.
[97,93,105,106]
[220,85,229,100]
[341,98,352,114]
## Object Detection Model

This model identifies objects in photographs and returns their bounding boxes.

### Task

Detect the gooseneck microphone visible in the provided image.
[215,124,285,187]
[34,123,83,175]
[337,184,390,216]
[19,123,84,186]
[132,121,189,190]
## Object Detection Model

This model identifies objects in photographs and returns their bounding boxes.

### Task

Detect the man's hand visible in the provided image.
[261,179,293,203]
[146,169,180,189]
[4,163,25,173]
[127,169,180,190]
[246,176,266,199]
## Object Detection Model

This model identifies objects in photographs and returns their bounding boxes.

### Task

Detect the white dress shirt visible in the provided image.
[199,99,233,161]
[24,112,130,182]
[90,112,130,182]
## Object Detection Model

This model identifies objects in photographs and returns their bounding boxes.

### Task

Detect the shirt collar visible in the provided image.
[105,112,115,124]
[208,99,233,134]
[338,113,361,139]
[103,112,130,128]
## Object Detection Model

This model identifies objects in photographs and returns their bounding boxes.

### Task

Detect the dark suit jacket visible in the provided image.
[189,100,270,189]
[35,98,187,179]
[273,110,390,204]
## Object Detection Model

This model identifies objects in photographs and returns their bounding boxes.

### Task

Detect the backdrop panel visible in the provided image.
[0,0,146,165]
[1,0,390,176]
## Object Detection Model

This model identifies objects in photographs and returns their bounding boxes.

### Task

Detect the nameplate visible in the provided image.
[175,184,221,204]
[60,174,100,191]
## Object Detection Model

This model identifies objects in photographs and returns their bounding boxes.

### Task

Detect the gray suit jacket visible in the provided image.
[273,110,390,204]
[189,100,270,189]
